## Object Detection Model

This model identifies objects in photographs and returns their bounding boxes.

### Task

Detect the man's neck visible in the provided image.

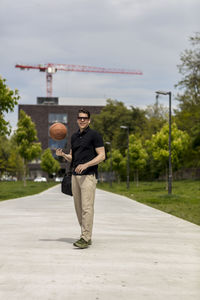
[79,126,89,133]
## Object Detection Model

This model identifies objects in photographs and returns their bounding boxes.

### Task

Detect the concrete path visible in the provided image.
[0,185,199,300]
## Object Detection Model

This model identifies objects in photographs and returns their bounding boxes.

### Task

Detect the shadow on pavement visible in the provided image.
[39,238,76,244]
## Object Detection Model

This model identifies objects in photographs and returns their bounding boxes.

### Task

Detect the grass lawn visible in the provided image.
[0,181,59,201]
[97,180,200,226]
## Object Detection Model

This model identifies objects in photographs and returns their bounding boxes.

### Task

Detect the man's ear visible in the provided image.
[88,119,91,124]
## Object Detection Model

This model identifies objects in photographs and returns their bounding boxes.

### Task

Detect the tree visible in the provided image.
[41,148,60,178]
[100,149,125,182]
[92,98,147,152]
[0,76,20,136]
[128,135,148,186]
[15,110,42,185]
[192,132,200,167]
[91,99,131,148]
[175,33,200,137]
[174,33,200,167]
[129,106,147,138]
[0,135,11,176]
[0,135,23,180]
[7,149,24,180]
[144,100,168,138]
[6,135,24,180]
[175,32,200,102]
[110,149,126,182]
[146,123,190,188]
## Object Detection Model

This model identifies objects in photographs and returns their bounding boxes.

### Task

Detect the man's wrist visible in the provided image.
[62,153,67,160]
[85,162,89,168]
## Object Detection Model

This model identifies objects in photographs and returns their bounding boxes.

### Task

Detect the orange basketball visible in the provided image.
[49,123,67,141]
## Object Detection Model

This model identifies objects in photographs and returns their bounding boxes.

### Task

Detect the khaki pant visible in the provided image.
[72,174,97,242]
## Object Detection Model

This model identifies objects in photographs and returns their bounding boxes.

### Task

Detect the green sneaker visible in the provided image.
[73,238,91,249]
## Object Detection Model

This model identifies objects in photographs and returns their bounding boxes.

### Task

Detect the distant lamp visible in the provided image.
[155,90,172,194]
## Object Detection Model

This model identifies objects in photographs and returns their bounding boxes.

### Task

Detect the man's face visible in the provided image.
[77,113,90,131]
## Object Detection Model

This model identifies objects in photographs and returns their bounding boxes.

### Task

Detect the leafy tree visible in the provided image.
[128,135,148,186]
[129,106,147,137]
[174,33,200,137]
[100,149,125,182]
[110,149,126,182]
[41,148,60,178]
[7,148,24,180]
[144,100,168,138]
[174,33,200,167]
[146,123,190,188]
[192,132,200,167]
[0,135,23,179]
[15,110,42,185]
[0,135,11,176]
[0,76,20,136]
[175,32,200,103]
[5,135,24,180]
[92,98,147,152]
[91,99,131,148]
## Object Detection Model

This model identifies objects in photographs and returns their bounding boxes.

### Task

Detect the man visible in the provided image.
[56,108,105,249]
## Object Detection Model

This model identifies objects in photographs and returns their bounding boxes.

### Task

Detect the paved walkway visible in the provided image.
[0,185,199,300]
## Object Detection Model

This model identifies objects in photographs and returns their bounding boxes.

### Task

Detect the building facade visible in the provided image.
[19,97,104,179]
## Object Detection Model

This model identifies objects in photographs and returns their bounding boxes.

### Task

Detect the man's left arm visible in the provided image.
[75,147,105,174]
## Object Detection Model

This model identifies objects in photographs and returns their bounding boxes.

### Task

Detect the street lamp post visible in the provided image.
[155,90,172,194]
[105,142,112,187]
[120,126,130,189]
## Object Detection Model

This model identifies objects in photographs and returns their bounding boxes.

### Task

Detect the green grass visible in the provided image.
[97,180,200,226]
[0,181,59,201]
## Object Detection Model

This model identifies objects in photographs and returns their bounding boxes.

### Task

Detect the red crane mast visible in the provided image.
[15,63,143,97]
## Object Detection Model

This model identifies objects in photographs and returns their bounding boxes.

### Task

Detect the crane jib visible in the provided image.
[15,63,143,97]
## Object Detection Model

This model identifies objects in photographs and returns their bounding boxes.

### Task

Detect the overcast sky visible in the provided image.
[1,0,199,131]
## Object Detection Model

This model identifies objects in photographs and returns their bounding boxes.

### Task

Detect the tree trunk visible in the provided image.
[133,170,139,186]
[23,158,27,187]
[165,165,168,191]
[117,174,120,184]
[136,169,139,187]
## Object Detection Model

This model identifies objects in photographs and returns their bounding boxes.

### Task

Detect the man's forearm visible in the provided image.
[85,153,105,168]
[75,147,105,174]
[62,153,72,162]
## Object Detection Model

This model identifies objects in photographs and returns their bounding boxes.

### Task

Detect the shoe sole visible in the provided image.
[73,240,92,247]
[75,244,89,249]
[73,241,89,249]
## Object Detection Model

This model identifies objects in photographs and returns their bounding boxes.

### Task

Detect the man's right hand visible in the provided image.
[56,148,72,162]
[56,148,64,157]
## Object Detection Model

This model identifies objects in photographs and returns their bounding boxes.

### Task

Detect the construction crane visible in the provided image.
[15,63,143,97]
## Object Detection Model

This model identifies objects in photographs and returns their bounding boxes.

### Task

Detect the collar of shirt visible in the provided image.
[77,126,90,137]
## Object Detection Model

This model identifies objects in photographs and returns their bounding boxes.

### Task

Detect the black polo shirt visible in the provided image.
[71,126,104,177]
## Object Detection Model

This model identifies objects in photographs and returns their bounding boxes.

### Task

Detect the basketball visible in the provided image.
[49,123,67,140]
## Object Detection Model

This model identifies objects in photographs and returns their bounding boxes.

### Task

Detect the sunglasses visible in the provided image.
[77,117,89,120]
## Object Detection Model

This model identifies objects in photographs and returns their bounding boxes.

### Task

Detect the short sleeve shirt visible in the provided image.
[71,126,104,177]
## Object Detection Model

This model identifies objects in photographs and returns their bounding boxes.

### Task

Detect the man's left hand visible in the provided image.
[75,163,88,174]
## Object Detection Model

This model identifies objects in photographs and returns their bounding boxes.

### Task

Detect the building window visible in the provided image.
[48,113,67,124]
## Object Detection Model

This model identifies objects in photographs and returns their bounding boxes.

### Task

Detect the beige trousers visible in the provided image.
[72,174,97,242]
